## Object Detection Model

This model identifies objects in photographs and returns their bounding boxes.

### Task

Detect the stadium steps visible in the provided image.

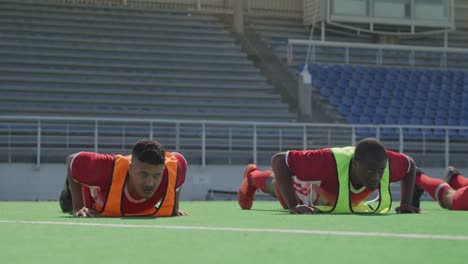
[0,102,295,121]
[0,46,251,67]
[240,16,348,123]
[0,66,267,83]
[0,26,235,44]
[0,39,245,58]
[0,33,239,54]
[0,0,296,122]
[0,1,221,25]
[0,57,260,75]
[0,78,274,93]
[0,20,234,45]
[0,90,287,110]
[0,83,279,99]
[0,6,224,28]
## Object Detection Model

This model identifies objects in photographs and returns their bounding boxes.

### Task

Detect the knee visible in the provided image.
[441,188,455,209]
[66,153,77,165]
[271,152,286,168]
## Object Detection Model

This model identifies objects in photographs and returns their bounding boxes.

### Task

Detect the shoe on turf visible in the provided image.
[443,166,461,186]
[237,164,259,210]
[59,178,73,213]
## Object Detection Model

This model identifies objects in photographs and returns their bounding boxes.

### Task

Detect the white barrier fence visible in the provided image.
[287,39,468,68]
[1,116,467,168]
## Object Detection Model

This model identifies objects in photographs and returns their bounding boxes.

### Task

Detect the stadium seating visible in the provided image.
[306,63,468,139]
[233,11,468,143]
[0,1,295,122]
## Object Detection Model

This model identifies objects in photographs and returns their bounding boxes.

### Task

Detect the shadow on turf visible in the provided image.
[58,216,175,220]
[249,208,289,213]
[58,209,395,218]
[248,209,394,216]
[58,212,166,220]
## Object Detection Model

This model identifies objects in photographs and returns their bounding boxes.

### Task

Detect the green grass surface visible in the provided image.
[1,201,467,264]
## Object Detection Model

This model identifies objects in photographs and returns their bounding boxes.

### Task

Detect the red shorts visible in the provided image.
[451,186,468,211]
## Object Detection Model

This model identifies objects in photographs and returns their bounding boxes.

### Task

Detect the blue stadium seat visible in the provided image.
[346,115,359,124]
[305,64,466,140]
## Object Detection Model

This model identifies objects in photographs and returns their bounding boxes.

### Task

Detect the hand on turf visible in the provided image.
[175,209,189,216]
[395,204,423,214]
[74,207,98,217]
[289,205,319,214]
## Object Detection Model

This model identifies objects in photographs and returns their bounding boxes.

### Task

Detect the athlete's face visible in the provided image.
[353,158,387,190]
[128,159,165,199]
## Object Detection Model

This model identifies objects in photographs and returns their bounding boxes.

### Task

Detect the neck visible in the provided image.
[349,160,363,190]
[350,175,363,190]
[125,181,144,201]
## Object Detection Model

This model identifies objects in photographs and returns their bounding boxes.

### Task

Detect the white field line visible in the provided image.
[0,220,467,240]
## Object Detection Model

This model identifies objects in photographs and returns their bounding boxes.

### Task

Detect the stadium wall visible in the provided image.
[455,0,468,29]
[0,163,263,201]
[0,163,457,202]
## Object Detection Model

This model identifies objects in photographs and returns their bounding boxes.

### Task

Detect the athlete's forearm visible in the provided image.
[272,153,297,210]
[173,188,181,216]
[65,154,85,214]
[400,159,416,206]
[67,170,84,213]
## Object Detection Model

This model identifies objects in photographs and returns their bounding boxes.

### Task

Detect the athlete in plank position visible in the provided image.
[59,139,188,217]
[238,138,421,214]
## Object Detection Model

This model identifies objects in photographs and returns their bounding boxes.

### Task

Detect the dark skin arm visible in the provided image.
[271,152,318,214]
[395,157,422,214]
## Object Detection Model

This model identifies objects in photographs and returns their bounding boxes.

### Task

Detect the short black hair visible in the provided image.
[354,138,387,162]
[131,139,165,165]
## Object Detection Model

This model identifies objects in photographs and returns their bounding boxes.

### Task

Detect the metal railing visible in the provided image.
[287,40,468,69]
[1,116,467,168]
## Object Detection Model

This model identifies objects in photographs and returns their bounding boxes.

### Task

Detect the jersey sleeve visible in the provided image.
[286,148,336,181]
[70,152,115,187]
[172,152,187,189]
[387,150,411,183]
